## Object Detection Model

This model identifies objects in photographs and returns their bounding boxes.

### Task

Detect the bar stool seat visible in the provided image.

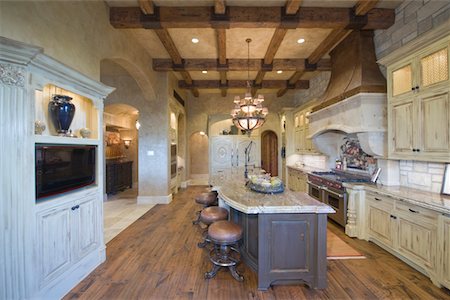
[205,220,244,282]
[197,207,229,248]
[193,192,218,225]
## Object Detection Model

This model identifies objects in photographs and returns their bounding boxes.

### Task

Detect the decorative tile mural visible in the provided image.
[340,134,376,171]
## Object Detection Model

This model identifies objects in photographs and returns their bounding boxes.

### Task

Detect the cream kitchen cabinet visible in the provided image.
[36,193,100,288]
[385,35,450,162]
[287,167,307,193]
[293,108,318,154]
[439,214,450,288]
[366,193,396,248]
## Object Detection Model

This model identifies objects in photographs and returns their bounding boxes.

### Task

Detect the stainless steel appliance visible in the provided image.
[307,171,371,227]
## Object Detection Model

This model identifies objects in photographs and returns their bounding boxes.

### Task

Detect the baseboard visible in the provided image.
[137,194,172,204]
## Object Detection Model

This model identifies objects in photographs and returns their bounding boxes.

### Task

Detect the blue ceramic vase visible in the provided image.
[48,95,76,135]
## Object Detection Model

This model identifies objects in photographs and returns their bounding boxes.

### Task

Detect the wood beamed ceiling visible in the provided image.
[109,0,396,98]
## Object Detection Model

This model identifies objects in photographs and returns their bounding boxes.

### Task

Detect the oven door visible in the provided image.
[307,181,323,202]
[323,187,347,227]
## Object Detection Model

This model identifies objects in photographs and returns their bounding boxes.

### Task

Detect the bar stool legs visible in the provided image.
[205,243,243,281]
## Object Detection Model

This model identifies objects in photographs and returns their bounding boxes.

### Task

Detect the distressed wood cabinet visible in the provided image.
[366,194,395,248]
[293,108,318,154]
[439,215,450,288]
[385,35,450,162]
[287,167,308,193]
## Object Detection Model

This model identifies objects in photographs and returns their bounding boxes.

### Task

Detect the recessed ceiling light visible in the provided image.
[202,70,208,74]
[191,38,199,43]
[277,70,283,74]
[297,38,305,44]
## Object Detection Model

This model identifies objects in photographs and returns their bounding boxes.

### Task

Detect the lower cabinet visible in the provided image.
[287,168,307,193]
[37,193,100,288]
[365,191,446,288]
[106,161,133,194]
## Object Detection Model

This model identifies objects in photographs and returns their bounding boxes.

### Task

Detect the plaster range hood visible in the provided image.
[308,30,387,157]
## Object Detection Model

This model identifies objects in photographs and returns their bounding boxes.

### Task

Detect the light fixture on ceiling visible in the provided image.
[202,70,208,74]
[191,37,199,43]
[297,38,305,44]
[230,38,268,135]
[277,70,283,74]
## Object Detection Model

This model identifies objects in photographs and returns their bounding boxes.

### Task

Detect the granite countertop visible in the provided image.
[215,178,335,215]
[344,182,450,215]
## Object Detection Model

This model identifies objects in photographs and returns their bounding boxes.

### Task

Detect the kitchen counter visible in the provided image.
[286,164,326,173]
[344,182,450,214]
[213,177,334,290]
[218,179,334,214]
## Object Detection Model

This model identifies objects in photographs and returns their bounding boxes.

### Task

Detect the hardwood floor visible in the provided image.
[66,186,450,300]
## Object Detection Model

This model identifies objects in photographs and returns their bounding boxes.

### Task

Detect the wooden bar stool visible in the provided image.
[197,206,228,248]
[205,220,244,282]
[192,192,218,225]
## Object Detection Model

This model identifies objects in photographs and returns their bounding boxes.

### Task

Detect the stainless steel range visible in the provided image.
[307,170,371,227]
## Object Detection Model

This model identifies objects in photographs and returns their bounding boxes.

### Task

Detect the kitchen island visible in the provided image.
[213,178,334,290]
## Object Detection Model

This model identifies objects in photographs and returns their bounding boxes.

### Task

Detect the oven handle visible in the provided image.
[322,186,344,198]
[307,181,323,189]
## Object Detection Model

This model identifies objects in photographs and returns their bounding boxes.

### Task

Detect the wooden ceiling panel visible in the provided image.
[264,71,295,80]
[190,71,221,80]
[130,29,170,59]
[275,28,332,59]
[227,28,276,59]
[168,28,217,59]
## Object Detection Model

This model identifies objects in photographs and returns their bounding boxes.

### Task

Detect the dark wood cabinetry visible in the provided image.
[106,161,132,194]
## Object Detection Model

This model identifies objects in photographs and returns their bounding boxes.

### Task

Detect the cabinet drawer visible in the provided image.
[366,192,395,210]
[395,201,439,224]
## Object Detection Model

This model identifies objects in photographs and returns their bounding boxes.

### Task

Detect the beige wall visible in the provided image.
[189,133,209,175]
[0,1,172,197]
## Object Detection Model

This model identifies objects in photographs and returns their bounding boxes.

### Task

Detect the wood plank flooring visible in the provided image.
[65,186,450,300]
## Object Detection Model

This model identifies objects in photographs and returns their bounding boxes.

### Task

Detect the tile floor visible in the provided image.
[103,188,155,243]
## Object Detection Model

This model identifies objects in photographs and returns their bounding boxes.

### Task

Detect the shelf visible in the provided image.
[34,135,100,145]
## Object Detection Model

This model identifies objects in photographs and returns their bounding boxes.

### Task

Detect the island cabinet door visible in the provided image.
[258,213,327,290]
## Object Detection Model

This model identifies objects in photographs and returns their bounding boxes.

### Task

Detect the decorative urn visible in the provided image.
[48,94,76,136]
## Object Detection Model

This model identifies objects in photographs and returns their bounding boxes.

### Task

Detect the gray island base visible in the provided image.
[214,179,335,290]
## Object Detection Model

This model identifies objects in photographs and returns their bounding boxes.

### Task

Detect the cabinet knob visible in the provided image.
[408,208,419,213]
[390,215,397,220]
[374,197,382,201]
[71,205,80,211]
[411,87,416,91]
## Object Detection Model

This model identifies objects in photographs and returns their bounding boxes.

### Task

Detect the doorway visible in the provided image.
[261,130,278,176]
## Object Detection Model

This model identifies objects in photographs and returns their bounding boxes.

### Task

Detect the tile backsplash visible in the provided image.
[399,160,446,193]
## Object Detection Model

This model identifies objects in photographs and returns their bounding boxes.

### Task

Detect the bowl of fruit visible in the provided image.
[247,174,284,194]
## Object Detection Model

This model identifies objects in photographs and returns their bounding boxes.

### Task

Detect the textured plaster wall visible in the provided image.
[0,1,171,197]
[101,60,169,196]
[189,133,209,175]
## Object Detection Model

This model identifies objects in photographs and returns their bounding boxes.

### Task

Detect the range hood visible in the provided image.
[308,30,387,157]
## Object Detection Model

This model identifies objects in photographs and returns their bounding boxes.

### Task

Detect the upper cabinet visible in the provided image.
[386,35,450,162]
[294,107,319,154]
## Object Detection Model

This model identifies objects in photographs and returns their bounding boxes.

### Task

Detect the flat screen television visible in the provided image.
[35,144,96,200]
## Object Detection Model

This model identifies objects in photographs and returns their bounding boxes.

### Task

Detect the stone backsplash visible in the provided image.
[399,160,446,193]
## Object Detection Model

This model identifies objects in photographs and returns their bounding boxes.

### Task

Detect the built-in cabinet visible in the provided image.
[106,160,133,194]
[0,38,113,299]
[385,35,450,162]
[294,107,318,154]
[287,167,308,193]
[209,135,261,180]
[365,191,448,288]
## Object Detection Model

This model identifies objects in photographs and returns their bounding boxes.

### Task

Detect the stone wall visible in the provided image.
[399,161,446,193]
[375,0,450,59]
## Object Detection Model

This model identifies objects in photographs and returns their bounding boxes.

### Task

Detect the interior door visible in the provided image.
[261,130,278,176]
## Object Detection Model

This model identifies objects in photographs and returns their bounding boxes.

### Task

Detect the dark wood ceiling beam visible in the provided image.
[354,0,379,16]
[138,0,154,15]
[154,29,198,97]
[179,80,309,89]
[153,58,331,71]
[285,0,302,15]
[215,0,226,14]
[264,28,288,65]
[110,7,394,29]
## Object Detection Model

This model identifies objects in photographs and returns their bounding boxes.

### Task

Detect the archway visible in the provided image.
[261,130,278,176]
[189,131,209,185]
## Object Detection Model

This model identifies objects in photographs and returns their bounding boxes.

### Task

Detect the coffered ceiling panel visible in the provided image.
[130,29,170,59]
[168,28,217,59]
[227,28,276,59]
[275,28,333,59]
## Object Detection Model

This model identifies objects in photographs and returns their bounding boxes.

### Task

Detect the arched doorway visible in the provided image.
[261,130,278,176]
[189,131,209,185]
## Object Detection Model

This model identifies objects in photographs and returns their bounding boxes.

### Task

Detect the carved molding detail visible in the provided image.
[0,63,25,87]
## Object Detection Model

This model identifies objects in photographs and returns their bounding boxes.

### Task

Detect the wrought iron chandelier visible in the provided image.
[231,38,268,135]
